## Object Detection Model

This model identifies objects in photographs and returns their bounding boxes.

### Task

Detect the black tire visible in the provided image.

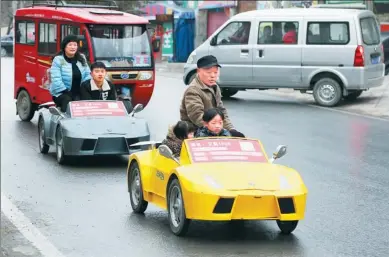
[167,178,190,236]
[16,90,35,121]
[221,88,238,98]
[276,220,298,235]
[38,117,49,154]
[187,72,196,85]
[128,162,148,214]
[344,90,363,101]
[312,77,342,107]
[55,126,68,165]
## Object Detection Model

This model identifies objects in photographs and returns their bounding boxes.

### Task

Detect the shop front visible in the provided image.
[139,2,194,63]
[197,0,238,38]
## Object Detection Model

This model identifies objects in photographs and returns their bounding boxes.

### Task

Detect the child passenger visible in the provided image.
[195,108,231,137]
[161,121,196,156]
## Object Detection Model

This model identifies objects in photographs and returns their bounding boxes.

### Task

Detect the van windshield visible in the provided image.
[360,17,380,45]
[87,24,152,68]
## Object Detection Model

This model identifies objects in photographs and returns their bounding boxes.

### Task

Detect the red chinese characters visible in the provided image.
[187,138,268,163]
[70,101,127,117]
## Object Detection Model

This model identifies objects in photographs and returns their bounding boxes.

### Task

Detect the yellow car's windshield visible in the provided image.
[185,138,268,163]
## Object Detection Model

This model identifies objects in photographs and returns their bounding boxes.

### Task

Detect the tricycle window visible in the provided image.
[88,24,152,68]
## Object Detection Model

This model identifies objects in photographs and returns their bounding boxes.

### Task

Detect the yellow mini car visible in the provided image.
[127,137,308,236]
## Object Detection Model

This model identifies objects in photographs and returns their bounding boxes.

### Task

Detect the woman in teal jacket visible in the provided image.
[50,35,91,111]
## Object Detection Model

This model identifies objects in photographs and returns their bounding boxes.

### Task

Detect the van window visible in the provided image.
[306,22,349,45]
[216,22,251,45]
[15,21,35,45]
[61,24,80,42]
[38,23,57,55]
[360,17,380,45]
[258,21,299,44]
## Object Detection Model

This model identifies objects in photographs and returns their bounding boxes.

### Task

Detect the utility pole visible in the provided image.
[365,0,374,12]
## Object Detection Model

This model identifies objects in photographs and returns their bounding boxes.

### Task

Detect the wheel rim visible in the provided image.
[131,168,141,206]
[17,93,30,118]
[318,84,336,103]
[169,185,183,228]
[39,122,45,150]
[1,48,6,57]
[56,130,63,161]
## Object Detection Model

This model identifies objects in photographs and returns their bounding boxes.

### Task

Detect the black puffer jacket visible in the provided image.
[161,126,183,157]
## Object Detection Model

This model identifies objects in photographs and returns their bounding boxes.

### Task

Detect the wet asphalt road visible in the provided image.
[1,57,389,257]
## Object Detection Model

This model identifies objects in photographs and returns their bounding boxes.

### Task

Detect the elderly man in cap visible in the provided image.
[180,55,244,137]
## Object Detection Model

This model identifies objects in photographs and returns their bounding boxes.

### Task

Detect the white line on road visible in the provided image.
[1,192,66,257]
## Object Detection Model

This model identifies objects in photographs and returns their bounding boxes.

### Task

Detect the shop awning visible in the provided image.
[198,0,237,10]
[139,2,193,16]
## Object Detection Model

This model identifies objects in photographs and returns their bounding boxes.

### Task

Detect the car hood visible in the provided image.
[60,116,149,137]
[178,162,303,191]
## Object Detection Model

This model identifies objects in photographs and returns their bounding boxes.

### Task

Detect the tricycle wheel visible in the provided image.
[276,220,298,235]
[16,89,35,121]
[38,117,49,154]
[128,162,148,214]
[167,178,190,236]
[55,126,68,165]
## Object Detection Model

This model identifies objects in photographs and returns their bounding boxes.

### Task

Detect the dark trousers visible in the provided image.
[53,92,79,112]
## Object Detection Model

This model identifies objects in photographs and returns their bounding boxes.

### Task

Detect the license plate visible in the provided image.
[371,56,380,64]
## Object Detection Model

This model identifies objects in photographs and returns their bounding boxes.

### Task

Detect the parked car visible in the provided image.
[183,8,385,107]
[1,35,13,57]
[381,32,389,75]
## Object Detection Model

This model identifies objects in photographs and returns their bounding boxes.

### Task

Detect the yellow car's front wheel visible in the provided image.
[276,220,298,234]
[167,178,191,236]
[129,162,148,214]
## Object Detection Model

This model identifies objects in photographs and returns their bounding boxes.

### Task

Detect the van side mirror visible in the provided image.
[158,145,180,164]
[210,36,217,46]
[269,145,287,163]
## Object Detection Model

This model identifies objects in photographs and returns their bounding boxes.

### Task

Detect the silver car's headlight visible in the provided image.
[186,52,196,64]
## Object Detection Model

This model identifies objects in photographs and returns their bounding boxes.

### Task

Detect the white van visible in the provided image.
[183,8,385,107]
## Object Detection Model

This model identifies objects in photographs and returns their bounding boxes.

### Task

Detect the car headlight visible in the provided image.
[186,52,196,64]
[204,175,223,189]
[138,72,152,80]
[105,74,111,82]
[279,175,292,190]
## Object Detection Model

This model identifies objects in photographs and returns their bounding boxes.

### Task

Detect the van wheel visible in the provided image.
[16,90,35,121]
[312,78,342,107]
[221,88,238,98]
[344,90,363,101]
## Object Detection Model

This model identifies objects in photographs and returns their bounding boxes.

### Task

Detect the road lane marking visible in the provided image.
[1,192,66,257]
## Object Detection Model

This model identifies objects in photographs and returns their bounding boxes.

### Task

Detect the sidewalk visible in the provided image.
[155,61,389,119]
[155,61,185,73]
